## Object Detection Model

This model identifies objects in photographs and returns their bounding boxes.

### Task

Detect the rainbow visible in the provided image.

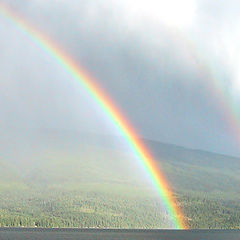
[169,29,240,149]
[0,3,186,229]
[177,32,240,145]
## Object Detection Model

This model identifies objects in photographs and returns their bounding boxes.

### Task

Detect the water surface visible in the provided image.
[0,228,239,240]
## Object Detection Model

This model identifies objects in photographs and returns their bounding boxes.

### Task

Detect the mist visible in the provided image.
[1,1,240,229]
[1,0,240,157]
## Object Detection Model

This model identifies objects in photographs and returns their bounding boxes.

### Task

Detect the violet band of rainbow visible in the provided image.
[0,3,186,229]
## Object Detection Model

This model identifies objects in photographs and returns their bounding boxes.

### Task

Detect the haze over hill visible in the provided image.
[1,128,240,197]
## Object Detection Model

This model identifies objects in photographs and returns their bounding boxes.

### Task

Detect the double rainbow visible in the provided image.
[0,3,186,229]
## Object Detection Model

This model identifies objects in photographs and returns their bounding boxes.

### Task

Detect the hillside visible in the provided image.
[0,129,240,228]
[145,140,240,198]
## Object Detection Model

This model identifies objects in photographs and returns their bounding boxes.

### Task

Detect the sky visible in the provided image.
[1,0,240,156]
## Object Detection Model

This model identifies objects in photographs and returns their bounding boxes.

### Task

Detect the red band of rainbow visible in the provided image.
[0,3,186,229]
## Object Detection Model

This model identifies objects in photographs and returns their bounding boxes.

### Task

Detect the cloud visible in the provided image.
[0,0,240,156]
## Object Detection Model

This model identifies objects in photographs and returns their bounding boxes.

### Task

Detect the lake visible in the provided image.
[0,228,239,240]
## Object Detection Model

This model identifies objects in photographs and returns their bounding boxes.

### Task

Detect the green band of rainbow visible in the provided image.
[0,4,186,229]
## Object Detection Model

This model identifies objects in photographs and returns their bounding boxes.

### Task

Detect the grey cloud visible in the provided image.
[0,0,240,156]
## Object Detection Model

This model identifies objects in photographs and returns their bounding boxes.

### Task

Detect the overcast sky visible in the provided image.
[1,0,240,156]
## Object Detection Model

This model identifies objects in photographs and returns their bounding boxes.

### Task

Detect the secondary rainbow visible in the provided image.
[0,3,186,229]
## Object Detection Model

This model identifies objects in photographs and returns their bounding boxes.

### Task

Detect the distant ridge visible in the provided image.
[0,128,240,197]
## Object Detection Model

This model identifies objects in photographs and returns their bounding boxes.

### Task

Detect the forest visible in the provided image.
[0,188,240,228]
[1,133,240,228]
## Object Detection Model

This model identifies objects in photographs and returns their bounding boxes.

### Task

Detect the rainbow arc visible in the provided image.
[0,3,186,229]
